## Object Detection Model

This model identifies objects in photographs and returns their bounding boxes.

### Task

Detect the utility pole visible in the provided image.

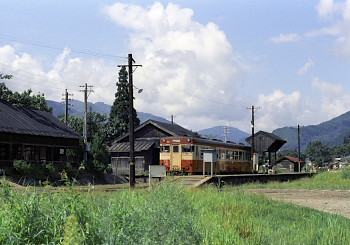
[62,89,73,125]
[298,125,301,172]
[247,106,260,162]
[79,83,93,165]
[223,126,230,143]
[118,54,142,188]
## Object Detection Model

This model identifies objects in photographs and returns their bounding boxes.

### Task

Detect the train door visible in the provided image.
[170,144,182,171]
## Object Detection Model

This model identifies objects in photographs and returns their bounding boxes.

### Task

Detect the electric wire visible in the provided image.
[0,35,127,60]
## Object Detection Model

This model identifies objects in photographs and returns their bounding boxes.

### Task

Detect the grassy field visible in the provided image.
[1,170,350,245]
[239,167,350,190]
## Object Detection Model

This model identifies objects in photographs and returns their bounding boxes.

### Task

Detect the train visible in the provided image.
[159,136,256,174]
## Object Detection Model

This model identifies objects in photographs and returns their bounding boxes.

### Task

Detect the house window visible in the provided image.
[0,144,9,160]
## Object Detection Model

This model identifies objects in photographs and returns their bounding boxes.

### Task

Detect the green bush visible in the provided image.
[13,160,32,175]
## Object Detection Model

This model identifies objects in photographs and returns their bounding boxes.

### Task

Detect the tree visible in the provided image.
[59,113,110,173]
[106,66,140,143]
[331,143,350,159]
[305,140,332,166]
[0,79,52,112]
[89,133,110,173]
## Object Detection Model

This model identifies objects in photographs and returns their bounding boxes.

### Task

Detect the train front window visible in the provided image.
[173,145,179,153]
[161,146,170,153]
[182,145,194,153]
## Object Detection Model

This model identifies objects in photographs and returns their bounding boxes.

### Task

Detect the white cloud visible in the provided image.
[298,58,314,75]
[0,45,117,104]
[256,90,302,131]
[309,0,350,57]
[270,33,301,43]
[312,77,350,117]
[316,0,341,19]
[104,2,245,131]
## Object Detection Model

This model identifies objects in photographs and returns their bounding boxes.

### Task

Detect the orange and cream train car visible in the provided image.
[160,136,252,174]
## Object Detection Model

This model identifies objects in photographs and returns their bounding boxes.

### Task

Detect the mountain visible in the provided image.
[198,126,250,145]
[47,100,249,143]
[273,111,350,151]
[46,100,171,124]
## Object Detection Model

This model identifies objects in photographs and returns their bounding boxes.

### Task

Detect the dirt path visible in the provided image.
[244,189,350,219]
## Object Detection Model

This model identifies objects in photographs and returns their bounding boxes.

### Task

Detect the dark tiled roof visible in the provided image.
[147,120,196,137]
[108,140,155,153]
[115,119,196,142]
[0,99,81,139]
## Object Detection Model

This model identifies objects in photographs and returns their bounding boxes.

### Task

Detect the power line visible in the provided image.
[0,62,81,88]
[0,35,127,60]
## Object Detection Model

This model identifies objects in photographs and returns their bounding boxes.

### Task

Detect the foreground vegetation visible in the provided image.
[1,175,350,245]
[241,167,350,190]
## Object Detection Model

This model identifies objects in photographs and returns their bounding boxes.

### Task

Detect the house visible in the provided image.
[275,156,304,172]
[108,119,197,175]
[0,99,82,168]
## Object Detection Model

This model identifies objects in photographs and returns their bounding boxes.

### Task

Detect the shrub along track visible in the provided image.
[243,189,350,219]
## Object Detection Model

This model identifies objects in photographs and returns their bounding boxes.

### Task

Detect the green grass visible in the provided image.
[239,168,350,190]
[1,182,350,244]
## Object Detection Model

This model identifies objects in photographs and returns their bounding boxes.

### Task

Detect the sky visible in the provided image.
[1,0,350,134]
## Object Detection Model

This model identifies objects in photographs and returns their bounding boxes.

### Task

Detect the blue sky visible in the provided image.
[1,0,350,133]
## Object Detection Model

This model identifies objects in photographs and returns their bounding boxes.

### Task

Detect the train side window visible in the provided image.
[221,152,225,160]
[226,150,231,160]
[182,145,194,153]
[239,151,243,161]
[227,150,232,160]
[173,145,179,153]
[233,151,239,161]
[161,146,170,153]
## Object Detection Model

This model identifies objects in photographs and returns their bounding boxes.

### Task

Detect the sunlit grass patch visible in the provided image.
[238,168,350,190]
[1,182,350,244]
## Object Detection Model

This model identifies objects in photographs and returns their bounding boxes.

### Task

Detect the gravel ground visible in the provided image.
[243,189,350,219]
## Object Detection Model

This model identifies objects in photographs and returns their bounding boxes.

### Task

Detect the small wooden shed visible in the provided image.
[246,131,287,164]
[276,156,304,172]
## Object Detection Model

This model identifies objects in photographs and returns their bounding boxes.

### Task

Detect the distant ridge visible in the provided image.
[46,100,171,124]
[198,126,249,145]
[47,100,250,143]
[273,111,350,151]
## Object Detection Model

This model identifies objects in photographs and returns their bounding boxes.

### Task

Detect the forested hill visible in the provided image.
[47,100,171,124]
[273,111,350,151]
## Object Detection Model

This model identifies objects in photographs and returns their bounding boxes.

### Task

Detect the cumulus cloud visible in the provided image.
[104,2,245,131]
[316,0,341,19]
[312,77,350,118]
[256,90,302,131]
[0,45,117,103]
[270,33,301,43]
[298,59,314,75]
[312,0,350,57]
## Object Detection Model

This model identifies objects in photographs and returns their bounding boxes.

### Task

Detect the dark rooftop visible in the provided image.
[0,99,81,139]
